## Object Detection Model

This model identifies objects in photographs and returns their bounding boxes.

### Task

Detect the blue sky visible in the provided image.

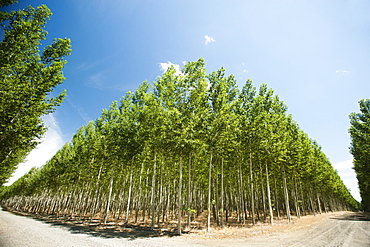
[4,0,370,201]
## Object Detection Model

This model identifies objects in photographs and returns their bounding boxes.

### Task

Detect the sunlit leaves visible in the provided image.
[0,3,71,185]
[349,99,370,211]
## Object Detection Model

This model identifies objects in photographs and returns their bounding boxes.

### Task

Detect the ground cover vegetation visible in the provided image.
[349,99,370,211]
[0,58,358,234]
[0,1,72,185]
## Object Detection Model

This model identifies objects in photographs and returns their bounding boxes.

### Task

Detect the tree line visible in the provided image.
[349,99,370,212]
[1,59,358,234]
[0,1,72,185]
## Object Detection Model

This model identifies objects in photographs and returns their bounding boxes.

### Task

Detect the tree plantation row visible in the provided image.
[349,99,370,211]
[0,59,358,234]
[0,3,72,185]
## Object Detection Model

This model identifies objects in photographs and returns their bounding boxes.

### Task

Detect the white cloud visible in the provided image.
[336,69,349,75]
[333,159,361,202]
[204,35,216,45]
[4,114,64,186]
[159,61,183,76]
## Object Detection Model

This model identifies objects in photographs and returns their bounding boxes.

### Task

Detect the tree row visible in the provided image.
[0,2,71,185]
[349,99,370,211]
[1,59,358,234]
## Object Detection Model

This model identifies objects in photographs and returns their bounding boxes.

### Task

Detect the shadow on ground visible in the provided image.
[2,206,186,240]
[330,212,370,222]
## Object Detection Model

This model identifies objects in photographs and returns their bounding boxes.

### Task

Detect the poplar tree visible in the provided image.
[0,59,359,229]
[349,99,370,211]
[0,2,72,185]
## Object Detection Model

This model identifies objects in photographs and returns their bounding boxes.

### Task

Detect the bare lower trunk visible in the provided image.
[221,156,225,228]
[265,162,273,225]
[316,191,322,214]
[282,165,291,223]
[250,152,255,225]
[187,155,192,230]
[90,165,102,221]
[259,163,266,221]
[207,151,213,232]
[104,169,114,224]
[178,154,183,235]
[125,156,134,225]
[150,150,157,230]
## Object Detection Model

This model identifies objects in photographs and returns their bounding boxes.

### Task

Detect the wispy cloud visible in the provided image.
[336,69,349,75]
[159,61,183,76]
[5,114,64,185]
[333,159,361,201]
[76,62,100,71]
[86,71,107,90]
[84,66,130,91]
[204,35,216,45]
[67,98,90,123]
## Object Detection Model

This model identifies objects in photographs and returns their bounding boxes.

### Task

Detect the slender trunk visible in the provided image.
[309,186,316,215]
[187,155,192,230]
[178,153,183,235]
[273,174,280,219]
[250,152,255,225]
[135,161,145,223]
[207,150,213,232]
[259,163,267,221]
[104,169,115,224]
[150,150,157,230]
[299,180,306,216]
[316,190,322,214]
[265,162,273,225]
[214,165,220,226]
[125,156,134,225]
[157,165,163,224]
[292,172,300,218]
[90,165,103,222]
[282,165,291,223]
[236,164,242,223]
[220,156,225,228]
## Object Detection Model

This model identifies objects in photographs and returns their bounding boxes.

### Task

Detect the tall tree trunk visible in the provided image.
[157,168,162,224]
[207,150,213,232]
[220,156,225,228]
[90,165,102,222]
[150,150,157,230]
[259,163,267,221]
[265,162,273,225]
[282,165,291,223]
[187,154,192,230]
[316,190,322,214]
[178,153,183,235]
[135,161,145,223]
[104,169,115,224]
[299,180,306,216]
[273,174,280,219]
[125,156,134,225]
[309,186,316,216]
[292,172,300,218]
[249,152,255,225]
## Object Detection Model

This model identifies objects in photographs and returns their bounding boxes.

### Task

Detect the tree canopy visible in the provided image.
[349,99,370,211]
[0,2,72,185]
[0,59,358,232]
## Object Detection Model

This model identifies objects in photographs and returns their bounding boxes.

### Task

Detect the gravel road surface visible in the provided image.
[0,207,369,247]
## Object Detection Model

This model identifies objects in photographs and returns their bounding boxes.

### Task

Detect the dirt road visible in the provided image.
[0,207,369,246]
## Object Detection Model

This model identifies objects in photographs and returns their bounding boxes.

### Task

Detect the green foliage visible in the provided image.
[0,3,72,185]
[0,59,358,224]
[349,99,370,211]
